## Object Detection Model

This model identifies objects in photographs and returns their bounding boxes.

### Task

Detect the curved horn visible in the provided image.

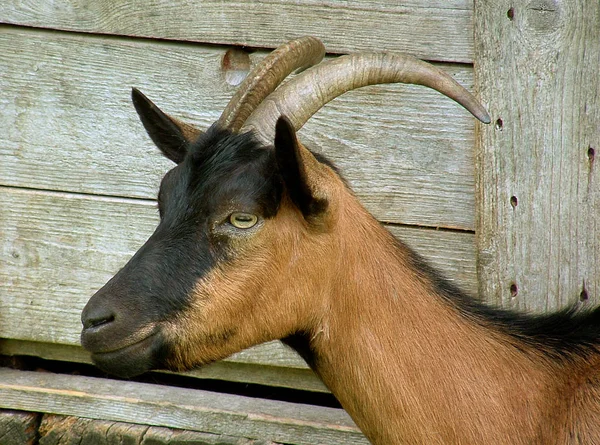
[242,52,491,143]
[217,36,326,131]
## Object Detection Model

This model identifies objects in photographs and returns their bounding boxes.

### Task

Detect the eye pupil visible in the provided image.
[230,212,258,229]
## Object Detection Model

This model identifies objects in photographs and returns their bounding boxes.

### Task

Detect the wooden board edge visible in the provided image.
[0,368,367,445]
[0,339,328,393]
[0,3,474,63]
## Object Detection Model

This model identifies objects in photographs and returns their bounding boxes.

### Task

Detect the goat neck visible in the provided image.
[293,195,563,444]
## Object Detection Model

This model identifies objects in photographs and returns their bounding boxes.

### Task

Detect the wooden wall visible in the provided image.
[474,0,599,311]
[0,0,598,443]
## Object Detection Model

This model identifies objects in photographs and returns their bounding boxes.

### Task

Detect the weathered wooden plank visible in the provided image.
[0,186,476,349]
[0,25,478,230]
[0,410,39,445]
[0,0,474,63]
[37,413,278,445]
[0,339,329,393]
[474,0,600,310]
[0,368,368,445]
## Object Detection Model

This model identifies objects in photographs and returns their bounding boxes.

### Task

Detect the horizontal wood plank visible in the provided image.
[36,413,280,445]
[0,0,474,63]
[0,339,329,393]
[0,25,478,230]
[0,368,368,444]
[0,186,476,370]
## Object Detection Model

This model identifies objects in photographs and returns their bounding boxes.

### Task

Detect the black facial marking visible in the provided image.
[131,126,286,315]
[187,125,283,219]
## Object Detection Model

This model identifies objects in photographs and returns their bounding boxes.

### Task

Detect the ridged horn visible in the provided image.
[217,36,326,131]
[242,52,491,143]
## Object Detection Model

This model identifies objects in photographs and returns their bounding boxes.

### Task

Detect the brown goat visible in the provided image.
[81,37,600,444]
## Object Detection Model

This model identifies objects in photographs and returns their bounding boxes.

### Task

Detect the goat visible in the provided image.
[81,37,600,444]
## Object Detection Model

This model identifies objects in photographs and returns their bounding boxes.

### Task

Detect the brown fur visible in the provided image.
[161,144,600,444]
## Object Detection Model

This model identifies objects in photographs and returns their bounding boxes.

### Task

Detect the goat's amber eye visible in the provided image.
[229,212,258,229]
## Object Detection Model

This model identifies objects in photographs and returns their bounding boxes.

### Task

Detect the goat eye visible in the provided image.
[229,212,258,229]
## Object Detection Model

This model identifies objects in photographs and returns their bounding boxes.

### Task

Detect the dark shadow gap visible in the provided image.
[0,355,342,409]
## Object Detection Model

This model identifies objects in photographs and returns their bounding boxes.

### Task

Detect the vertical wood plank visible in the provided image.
[474,0,600,311]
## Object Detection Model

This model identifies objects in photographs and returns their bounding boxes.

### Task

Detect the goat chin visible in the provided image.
[87,330,166,378]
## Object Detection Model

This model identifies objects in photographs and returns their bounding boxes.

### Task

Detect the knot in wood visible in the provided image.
[524,0,563,36]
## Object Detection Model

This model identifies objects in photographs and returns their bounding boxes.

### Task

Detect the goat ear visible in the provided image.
[131,88,202,164]
[274,116,330,222]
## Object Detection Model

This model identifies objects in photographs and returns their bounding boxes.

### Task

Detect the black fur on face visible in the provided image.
[81,125,286,377]
[162,125,284,225]
[144,125,285,315]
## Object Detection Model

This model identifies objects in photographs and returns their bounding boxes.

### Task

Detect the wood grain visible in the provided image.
[0,26,479,229]
[0,186,476,366]
[0,6,481,416]
[37,413,280,445]
[0,410,39,445]
[0,338,329,393]
[0,0,474,63]
[474,0,600,310]
[0,368,368,444]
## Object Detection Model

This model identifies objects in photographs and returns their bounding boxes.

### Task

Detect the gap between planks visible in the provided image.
[0,184,475,234]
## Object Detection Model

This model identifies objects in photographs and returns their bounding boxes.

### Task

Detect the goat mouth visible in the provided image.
[89,331,166,378]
